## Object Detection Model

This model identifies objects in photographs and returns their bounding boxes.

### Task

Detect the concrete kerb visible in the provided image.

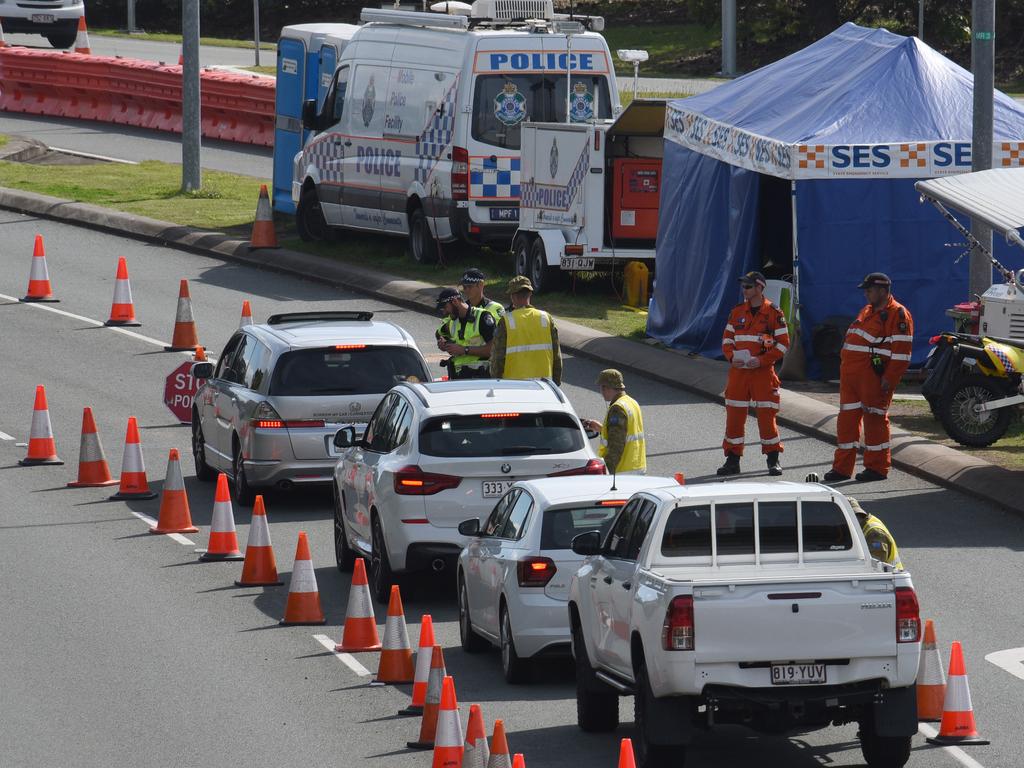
[0,185,1020,513]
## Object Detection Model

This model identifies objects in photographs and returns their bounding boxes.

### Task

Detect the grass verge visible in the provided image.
[91,28,275,51]
[602,23,720,77]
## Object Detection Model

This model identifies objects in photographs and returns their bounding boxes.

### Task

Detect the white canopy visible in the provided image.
[916,169,1024,245]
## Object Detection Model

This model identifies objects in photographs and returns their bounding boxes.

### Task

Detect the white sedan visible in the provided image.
[456,475,678,683]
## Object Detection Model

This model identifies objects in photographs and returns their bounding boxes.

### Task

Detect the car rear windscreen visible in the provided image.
[541,504,621,550]
[269,347,429,396]
[418,412,584,457]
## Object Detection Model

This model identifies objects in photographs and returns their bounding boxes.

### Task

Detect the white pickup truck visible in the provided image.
[567,481,921,768]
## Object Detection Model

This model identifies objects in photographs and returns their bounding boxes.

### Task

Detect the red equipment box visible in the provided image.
[612,158,662,240]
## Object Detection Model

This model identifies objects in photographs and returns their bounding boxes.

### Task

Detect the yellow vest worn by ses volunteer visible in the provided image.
[862,513,903,570]
[504,306,554,380]
[599,393,646,473]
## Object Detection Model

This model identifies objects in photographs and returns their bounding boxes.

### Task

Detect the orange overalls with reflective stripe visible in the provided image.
[832,296,914,477]
[721,299,790,456]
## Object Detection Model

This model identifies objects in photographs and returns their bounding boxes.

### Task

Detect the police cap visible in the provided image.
[596,369,625,389]
[507,275,534,294]
[858,272,892,289]
[436,287,461,309]
[738,271,767,288]
[460,268,486,286]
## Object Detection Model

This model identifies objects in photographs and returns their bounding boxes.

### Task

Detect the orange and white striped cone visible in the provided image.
[408,645,447,749]
[150,449,199,533]
[165,279,200,352]
[74,15,91,54]
[617,738,637,768]
[917,619,946,722]
[926,641,989,745]
[373,585,414,684]
[463,704,490,768]
[197,473,245,561]
[511,756,526,768]
[109,416,157,499]
[104,257,141,327]
[19,385,63,466]
[21,234,58,303]
[334,558,382,652]
[67,407,117,486]
[486,720,512,768]
[399,614,436,715]
[431,676,464,768]
[193,345,208,362]
[0,19,8,48]
[236,495,283,586]
[280,531,326,625]
[674,472,685,485]
[239,300,253,328]
[249,184,279,249]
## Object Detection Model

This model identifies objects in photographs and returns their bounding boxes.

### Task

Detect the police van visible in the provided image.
[289,0,618,262]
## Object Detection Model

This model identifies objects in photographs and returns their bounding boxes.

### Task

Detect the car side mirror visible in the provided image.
[458,518,480,536]
[333,425,357,449]
[571,530,602,556]
[301,99,319,131]
[191,362,214,379]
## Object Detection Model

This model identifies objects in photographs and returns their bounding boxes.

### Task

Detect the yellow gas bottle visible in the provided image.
[623,260,649,309]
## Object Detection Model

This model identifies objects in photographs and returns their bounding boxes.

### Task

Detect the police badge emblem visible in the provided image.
[494,82,526,126]
[362,76,376,128]
[549,137,559,178]
[569,82,594,123]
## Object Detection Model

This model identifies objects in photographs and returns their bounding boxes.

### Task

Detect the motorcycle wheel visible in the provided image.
[937,374,1014,447]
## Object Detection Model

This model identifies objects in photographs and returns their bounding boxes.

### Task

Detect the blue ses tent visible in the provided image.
[648,23,1024,376]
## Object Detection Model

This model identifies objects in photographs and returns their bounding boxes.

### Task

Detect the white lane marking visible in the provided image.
[0,430,14,441]
[129,509,195,546]
[985,647,1024,682]
[313,634,372,677]
[918,724,989,768]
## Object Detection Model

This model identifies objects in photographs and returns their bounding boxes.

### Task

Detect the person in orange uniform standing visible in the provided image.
[824,273,914,483]
[717,271,790,477]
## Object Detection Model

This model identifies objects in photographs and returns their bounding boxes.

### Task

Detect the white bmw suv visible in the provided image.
[331,378,605,602]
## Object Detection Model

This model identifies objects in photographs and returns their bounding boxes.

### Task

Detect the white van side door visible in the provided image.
[316,65,350,225]
[342,62,390,229]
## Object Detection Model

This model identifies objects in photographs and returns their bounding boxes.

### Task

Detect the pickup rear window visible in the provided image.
[540,504,620,550]
[418,412,584,457]
[268,347,428,396]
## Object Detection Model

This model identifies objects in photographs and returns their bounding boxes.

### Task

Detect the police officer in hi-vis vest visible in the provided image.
[489,275,562,385]
[582,369,646,475]
[435,287,496,379]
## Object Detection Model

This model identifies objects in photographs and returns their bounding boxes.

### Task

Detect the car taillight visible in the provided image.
[517,556,556,587]
[393,465,462,496]
[662,595,694,651]
[452,146,469,201]
[252,419,325,429]
[895,586,921,643]
[548,459,607,477]
[253,419,285,429]
[252,401,285,429]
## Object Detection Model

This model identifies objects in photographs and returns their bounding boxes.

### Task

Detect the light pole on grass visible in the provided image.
[970,0,995,299]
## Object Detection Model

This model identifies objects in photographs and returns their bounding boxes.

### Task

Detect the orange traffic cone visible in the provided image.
[617,739,637,768]
[431,676,464,768]
[408,645,447,749]
[249,184,279,249]
[21,234,58,303]
[512,756,526,768]
[67,407,116,486]
[19,385,63,466]
[926,641,989,745]
[280,531,326,625]
[150,449,199,533]
[193,345,208,362]
[178,49,184,66]
[373,585,414,684]
[0,19,9,48]
[334,558,382,652]
[197,473,245,561]
[400,614,436,715]
[165,279,200,352]
[487,720,511,768]
[674,472,685,485]
[236,495,283,585]
[74,15,91,54]
[109,416,157,499]
[464,704,489,768]
[917,619,946,722]
[239,300,253,328]
[104,257,141,327]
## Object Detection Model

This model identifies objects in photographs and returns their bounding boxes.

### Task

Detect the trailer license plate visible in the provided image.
[32,13,56,22]
[560,257,595,271]
[770,663,826,685]
[489,208,519,222]
[482,480,515,498]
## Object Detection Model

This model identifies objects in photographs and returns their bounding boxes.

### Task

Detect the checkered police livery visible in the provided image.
[415,79,460,185]
[470,156,521,200]
[303,136,343,184]
[520,144,589,210]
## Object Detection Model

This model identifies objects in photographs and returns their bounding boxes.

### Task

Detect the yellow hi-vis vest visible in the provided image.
[440,307,487,372]
[862,513,903,570]
[504,306,554,380]
[599,393,646,473]
[477,298,505,322]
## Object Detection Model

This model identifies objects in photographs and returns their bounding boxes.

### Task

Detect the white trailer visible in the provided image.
[513,99,665,292]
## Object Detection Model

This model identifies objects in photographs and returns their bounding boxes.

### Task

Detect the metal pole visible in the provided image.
[918,0,924,40]
[127,0,137,34]
[181,0,201,192]
[633,61,639,101]
[566,33,572,124]
[722,0,736,77]
[253,0,260,68]
[970,0,995,298]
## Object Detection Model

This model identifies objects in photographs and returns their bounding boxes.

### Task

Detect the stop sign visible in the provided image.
[164,360,200,424]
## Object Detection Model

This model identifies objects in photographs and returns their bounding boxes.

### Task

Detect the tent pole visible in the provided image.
[779,179,806,380]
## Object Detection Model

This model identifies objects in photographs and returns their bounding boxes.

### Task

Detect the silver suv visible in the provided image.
[191,311,430,504]
[1,0,85,48]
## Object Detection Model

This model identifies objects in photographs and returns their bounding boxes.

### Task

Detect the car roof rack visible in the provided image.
[266,311,374,325]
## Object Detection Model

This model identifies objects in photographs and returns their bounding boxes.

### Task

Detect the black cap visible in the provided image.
[858,272,892,289]
[460,268,486,285]
[436,287,461,308]
[738,271,767,288]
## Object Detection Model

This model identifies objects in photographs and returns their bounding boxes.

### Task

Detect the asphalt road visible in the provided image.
[3,32,270,67]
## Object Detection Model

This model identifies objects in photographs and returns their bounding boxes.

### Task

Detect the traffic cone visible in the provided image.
[236,495,283,585]
[334,558,382,652]
[373,585,414,683]
[512,756,526,768]
[674,472,685,485]
[74,16,91,55]
[178,49,184,66]
[67,407,116,486]
[486,720,512,768]
[917,619,947,722]
[193,345,208,362]
[150,449,199,533]
[617,739,637,768]
[197,473,245,561]
[110,417,158,498]
[408,645,447,749]
[19,385,63,466]
[0,19,9,48]
[165,279,200,352]
[400,614,436,715]
[249,184,279,249]
[463,704,490,768]
[21,234,58,303]
[104,257,141,327]
[280,531,326,625]
[431,676,464,768]
[239,300,253,328]
[926,641,989,745]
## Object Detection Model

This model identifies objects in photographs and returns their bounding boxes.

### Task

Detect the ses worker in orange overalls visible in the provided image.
[824,273,914,483]
[717,271,790,477]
